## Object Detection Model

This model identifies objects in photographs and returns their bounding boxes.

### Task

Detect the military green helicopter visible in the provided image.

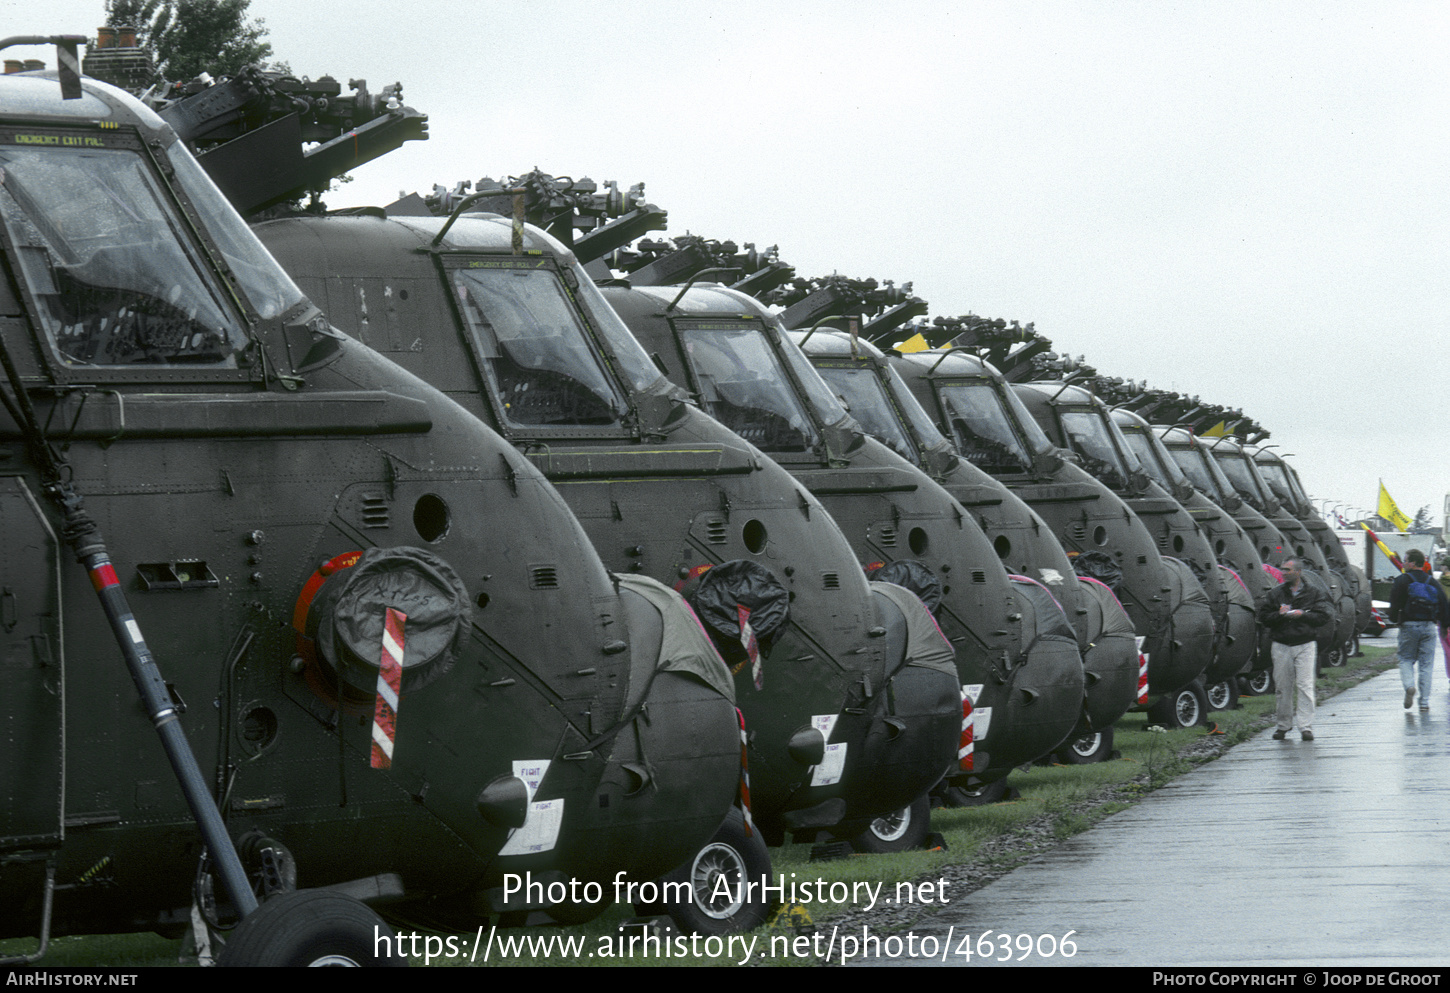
[1202,436,1355,669]
[1154,425,1293,694]
[1250,445,1368,658]
[883,347,1216,725]
[1104,406,1262,709]
[1008,381,1241,719]
[248,196,962,910]
[792,328,1138,764]
[145,64,960,920]
[601,282,1086,798]
[0,50,742,963]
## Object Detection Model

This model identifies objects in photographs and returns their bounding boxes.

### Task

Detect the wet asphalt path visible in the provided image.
[868,636,1450,967]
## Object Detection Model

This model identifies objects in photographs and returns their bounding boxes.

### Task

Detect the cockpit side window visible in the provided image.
[934,380,1034,474]
[813,362,919,464]
[1216,452,1268,506]
[1060,410,1129,489]
[165,145,305,321]
[675,322,820,453]
[0,141,247,367]
[450,263,627,430]
[1122,427,1188,489]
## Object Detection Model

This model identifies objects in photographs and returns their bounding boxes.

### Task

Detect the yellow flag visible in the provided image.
[896,333,931,354]
[1200,421,1228,438]
[1377,481,1413,531]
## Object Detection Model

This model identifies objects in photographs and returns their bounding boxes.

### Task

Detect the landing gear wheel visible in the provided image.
[1206,680,1237,712]
[633,808,774,935]
[939,777,1014,807]
[216,890,407,967]
[1147,681,1207,729]
[1056,726,1115,765]
[1327,642,1348,667]
[845,793,931,854]
[1241,669,1273,696]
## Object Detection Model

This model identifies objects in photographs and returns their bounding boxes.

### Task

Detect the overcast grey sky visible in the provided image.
[16,0,1450,530]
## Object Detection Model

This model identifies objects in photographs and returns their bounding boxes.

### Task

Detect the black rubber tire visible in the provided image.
[846,793,931,854]
[1147,681,1207,729]
[939,777,1013,807]
[1206,679,1237,712]
[217,890,407,967]
[1240,669,1273,696]
[633,808,774,936]
[1056,726,1115,765]
[1327,641,1349,668]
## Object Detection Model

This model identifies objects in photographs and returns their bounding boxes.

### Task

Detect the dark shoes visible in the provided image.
[1406,688,1416,709]
[1272,729,1288,740]
[1301,730,1314,742]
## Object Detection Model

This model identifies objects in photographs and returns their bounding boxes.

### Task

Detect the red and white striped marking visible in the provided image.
[1135,635,1149,705]
[738,604,762,690]
[371,608,406,769]
[736,708,755,837]
[958,688,975,772]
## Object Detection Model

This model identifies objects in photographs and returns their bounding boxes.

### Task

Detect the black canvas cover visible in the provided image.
[689,559,790,642]
[1073,550,1123,592]
[317,545,471,693]
[870,559,943,613]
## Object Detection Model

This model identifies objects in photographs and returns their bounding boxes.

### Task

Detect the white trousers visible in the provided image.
[1272,640,1316,733]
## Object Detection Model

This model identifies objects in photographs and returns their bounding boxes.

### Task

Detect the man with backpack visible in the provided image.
[1388,548,1450,712]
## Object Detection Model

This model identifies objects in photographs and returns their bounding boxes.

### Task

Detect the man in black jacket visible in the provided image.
[1256,557,1332,741]
[1388,548,1448,712]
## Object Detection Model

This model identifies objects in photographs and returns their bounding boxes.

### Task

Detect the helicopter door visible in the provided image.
[0,477,63,851]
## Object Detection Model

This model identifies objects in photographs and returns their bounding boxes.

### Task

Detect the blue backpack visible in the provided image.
[1407,569,1445,619]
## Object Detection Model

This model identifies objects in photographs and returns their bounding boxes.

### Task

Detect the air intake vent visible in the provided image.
[878,524,898,547]
[361,493,390,529]
[529,566,559,590]
[706,519,728,545]
[1156,531,1168,549]
[822,573,840,590]
[972,570,987,584]
[1068,522,1088,542]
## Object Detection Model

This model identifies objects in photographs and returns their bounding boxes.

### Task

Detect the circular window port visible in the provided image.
[1260,546,1271,558]
[909,528,929,556]
[414,494,450,543]
[1215,540,1226,555]
[743,519,768,554]
[240,706,278,755]
[1295,545,1305,556]
[1172,535,1184,553]
[993,535,1011,559]
[476,592,490,610]
[1093,526,1108,546]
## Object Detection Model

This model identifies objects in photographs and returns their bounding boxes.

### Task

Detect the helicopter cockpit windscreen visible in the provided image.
[886,366,951,452]
[1166,440,1234,503]
[1215,451,1272,508]
[450,262,627,430]
[0,143,248,366]
[165,144,305,321]
[676,321,821,453]
[1121,426,1188,490]
[1059,409,1131,490]
[813,363,919,463]
[1256,459,1308,509]
[934,380,1042,474]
